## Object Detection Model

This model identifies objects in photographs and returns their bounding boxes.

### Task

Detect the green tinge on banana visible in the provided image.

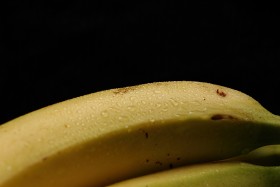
[0,81,280,187]
[109,144,280,187]
[228,144,280,166]
[108,161,280,187]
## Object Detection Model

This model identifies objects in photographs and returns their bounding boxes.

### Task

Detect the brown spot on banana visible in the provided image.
[211,114,239,120]
[216,89,227,97]
[112,86,136,94]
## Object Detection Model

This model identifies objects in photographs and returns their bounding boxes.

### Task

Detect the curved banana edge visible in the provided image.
[1,81,280,187]
[108,162,280,187]
[227,144,280,166]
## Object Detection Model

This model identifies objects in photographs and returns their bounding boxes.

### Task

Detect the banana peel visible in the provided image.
[0,81,280,187]
[109,144,280,187]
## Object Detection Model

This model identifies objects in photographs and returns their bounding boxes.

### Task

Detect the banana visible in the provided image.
[227,144,280,166]
[108,161,280,187]
[0,81,280,187]
[121,143,280,187]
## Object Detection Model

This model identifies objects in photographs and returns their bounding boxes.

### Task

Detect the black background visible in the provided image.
[1,1,280,124]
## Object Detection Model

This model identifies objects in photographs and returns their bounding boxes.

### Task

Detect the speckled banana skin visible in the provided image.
[109,161,280,187]
[0,81,280,187]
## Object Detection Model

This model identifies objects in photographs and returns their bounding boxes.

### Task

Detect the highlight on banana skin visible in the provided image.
[0,81,279,187]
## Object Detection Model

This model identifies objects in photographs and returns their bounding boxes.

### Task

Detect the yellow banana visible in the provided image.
[0,81,280,187]
[108,161,280,187]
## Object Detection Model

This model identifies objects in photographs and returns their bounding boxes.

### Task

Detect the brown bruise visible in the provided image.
[112,86,136,94]
[139,129,149,139]
[216,89,227,97]
[155,161,163,166]
[211,114,239,120]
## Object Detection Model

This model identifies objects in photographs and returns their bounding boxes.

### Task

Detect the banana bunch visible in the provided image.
[0,81,279,187]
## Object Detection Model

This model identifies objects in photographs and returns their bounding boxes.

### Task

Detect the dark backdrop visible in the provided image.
[1,1,280,124]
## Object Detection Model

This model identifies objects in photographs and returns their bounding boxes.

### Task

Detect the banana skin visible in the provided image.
[0,81,280,187]
[228,144,280,166]
[109,144,280,187]
[108,161,280,187]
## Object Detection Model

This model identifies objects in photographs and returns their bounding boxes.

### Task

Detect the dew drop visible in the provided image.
[101,111,109,117]
[141,100,146,104]
[149,119,155,123]
[169,98,179,106]
[76,121,86,127]
[127,105,135,111]
[154,90,161,94]
[162,108,168,112]
[156,103,161,108]
[129,96,136,101]
[162,103,169,112]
